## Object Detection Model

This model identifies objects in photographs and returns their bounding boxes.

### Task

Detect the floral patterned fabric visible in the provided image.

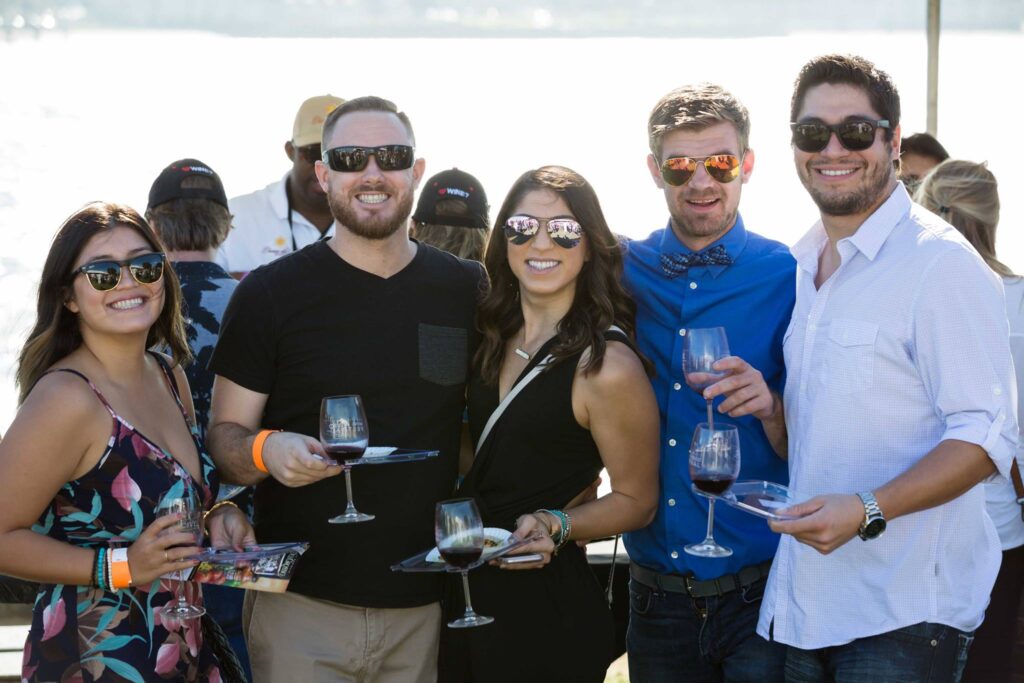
[22,353,222,682]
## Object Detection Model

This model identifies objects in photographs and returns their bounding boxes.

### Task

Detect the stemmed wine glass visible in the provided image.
[683,327,730,430]
[686,422,740,558]
[321,395,373,524]
[436,498,494,628]
[156,493,206,619]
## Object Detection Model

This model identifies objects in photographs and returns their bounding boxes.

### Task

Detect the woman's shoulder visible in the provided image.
[578,338,648,394]
[21,365,107,427]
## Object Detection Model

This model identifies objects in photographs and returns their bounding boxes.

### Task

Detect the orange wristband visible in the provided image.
[110,547,133,589]
[252,429,280,473]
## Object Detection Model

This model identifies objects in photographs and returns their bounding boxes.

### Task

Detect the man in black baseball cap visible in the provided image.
[410,168,490,261]
[145,158,252,679]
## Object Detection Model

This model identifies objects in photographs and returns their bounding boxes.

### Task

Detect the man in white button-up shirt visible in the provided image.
[757,54,1018,682]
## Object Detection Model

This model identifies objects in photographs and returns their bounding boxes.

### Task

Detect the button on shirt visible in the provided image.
[216,173,335,276]
[758,185,1018,649]
[623,215,796,580]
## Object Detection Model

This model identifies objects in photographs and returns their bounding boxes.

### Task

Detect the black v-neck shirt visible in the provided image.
[212,240,483,607]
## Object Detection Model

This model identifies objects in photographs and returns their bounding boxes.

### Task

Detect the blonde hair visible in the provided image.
[916,159,1014,278]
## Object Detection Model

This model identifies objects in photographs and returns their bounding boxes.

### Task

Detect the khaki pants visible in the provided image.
[244,590,440,683]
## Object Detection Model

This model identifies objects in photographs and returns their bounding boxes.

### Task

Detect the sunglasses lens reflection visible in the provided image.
[548,220,583,248]
[503,216,539,245]
[792,121,881,153]
[660,155,740,186]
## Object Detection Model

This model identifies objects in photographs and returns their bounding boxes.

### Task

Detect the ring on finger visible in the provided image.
[164,550,169,562]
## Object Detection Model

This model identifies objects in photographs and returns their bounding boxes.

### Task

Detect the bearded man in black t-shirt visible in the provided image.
[208,96,483,683]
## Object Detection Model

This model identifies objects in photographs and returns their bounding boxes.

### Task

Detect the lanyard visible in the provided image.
[284,178,331,252]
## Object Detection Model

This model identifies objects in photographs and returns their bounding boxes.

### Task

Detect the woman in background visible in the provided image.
[0,202,253,681]
[918,160,1024,683]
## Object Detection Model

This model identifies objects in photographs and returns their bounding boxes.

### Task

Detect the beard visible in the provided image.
[327,187,414,240]
[801,158,894,217]
[668,189,739,243]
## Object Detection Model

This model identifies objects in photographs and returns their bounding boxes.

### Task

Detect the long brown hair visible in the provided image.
[475,166,649,385]
[916,160,1015,278]
[16,202,191,403]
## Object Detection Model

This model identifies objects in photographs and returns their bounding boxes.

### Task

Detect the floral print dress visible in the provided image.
[22,353,222,682]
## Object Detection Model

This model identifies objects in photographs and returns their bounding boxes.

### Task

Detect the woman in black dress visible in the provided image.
[441,166,660,682]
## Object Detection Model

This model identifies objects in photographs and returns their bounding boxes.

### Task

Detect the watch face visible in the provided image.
[863,518,886,539]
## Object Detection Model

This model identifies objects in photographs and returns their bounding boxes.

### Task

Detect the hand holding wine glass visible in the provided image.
[156,493,206,619]
[683,327,730,430]
[436,498,494,628]
[123,512,202,586]
[321,395,374,524]
[685,423,740,558]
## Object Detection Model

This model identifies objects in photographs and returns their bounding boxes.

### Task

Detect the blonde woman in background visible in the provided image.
[918,159,1024,683]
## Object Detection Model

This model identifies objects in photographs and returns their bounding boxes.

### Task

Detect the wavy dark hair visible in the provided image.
[16,202,190,403]
[475,166,650,385]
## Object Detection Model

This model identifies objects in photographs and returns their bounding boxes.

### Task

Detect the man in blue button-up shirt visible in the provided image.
[622,83,796,682]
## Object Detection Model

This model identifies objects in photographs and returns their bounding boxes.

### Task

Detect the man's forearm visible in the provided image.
[207,422,267,486]
[760,391,788,459]
[875,439,997,521]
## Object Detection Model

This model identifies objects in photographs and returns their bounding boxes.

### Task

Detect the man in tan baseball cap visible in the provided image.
[217,94,345,277]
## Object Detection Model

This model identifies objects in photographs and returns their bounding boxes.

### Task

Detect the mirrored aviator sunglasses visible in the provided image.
[659,154,741,187]
[790,119,890,153]
[321,145,415,172]
[503,215,584,249]
[74,253,165,291]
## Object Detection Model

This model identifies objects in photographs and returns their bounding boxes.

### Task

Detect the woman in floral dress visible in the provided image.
[0,202,254,682]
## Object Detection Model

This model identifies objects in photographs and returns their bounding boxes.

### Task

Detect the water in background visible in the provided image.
[1,29,1022,430]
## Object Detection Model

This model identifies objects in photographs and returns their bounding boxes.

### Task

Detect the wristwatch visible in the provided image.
[856,491,886,541]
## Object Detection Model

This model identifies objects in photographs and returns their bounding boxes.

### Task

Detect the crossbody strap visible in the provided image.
[474,324,626,456]
[475,354,554,456]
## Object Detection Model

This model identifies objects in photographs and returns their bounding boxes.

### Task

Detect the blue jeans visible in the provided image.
[626,574,785,682]
[784,622,974,683]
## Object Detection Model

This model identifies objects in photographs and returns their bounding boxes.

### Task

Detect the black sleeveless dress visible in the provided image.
[439,331,631,683]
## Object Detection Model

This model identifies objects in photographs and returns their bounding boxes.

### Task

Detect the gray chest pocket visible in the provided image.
[418,323,468,386]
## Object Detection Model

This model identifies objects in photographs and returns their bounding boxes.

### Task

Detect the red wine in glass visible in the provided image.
[438,546,483,569]
[692,475,736,496]
[321,395,374,524]
[324,443,367,462]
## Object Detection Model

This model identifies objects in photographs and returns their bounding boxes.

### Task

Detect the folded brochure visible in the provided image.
[162,542,309,593]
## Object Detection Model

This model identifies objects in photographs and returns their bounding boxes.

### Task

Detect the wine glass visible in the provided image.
[321,395,373,524]
[156,493,206,619]
[685,423,740,558]
[436,498,494,628]
[683,327,730,430]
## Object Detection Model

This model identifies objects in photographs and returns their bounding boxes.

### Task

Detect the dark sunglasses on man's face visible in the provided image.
[659,154,741,187]
[790,119,890,153]
[503,215,584,249]
[321,145,415,173]
[297,144,322,164]
[74,252,165,291]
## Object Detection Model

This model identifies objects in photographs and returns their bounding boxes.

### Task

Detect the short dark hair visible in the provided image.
[648,83,750,158]
[790,54,900,141]
[321,96,416,147]
[901,132,949,162]
[146,184,232,252]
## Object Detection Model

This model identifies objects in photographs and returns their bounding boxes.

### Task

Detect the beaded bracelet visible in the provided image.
[105,547,116,592]
[553,510,573,549]
[92,548,104,588]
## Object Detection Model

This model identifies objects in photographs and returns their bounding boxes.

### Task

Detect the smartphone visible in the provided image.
[498,553,544,565]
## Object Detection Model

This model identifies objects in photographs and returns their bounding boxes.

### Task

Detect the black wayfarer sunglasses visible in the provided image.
[73,252,165,291]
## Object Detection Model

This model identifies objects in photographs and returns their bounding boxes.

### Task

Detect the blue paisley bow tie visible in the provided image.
[659,244,733,279]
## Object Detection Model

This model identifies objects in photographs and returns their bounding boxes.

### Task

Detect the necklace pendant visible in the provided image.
[514,347,531,360]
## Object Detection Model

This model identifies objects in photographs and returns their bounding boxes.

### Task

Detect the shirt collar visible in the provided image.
[791,183,910,277]
[657,213,749,279]
[270,172,292,221]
